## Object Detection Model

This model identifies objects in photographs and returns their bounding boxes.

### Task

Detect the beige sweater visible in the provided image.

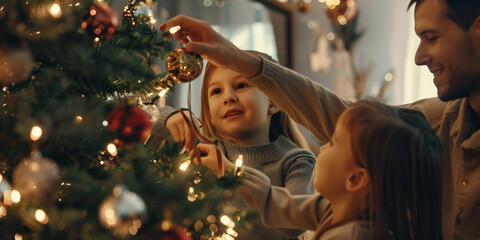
[151,106,317,240]
[248,57,480,240]
[240,166,371,240]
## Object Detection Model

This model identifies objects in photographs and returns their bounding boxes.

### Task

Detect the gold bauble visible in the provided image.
[0,43,34,85]
[166,48,203,83]
[99,185,147,238]
[12,151,60,206]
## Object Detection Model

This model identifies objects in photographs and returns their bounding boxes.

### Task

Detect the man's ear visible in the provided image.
[268,101,280,115]
[345,168,370,192]
[471,16,480,35]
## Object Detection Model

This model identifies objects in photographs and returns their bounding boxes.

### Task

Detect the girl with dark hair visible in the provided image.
[151,54,316,240]
[194,100,443,240]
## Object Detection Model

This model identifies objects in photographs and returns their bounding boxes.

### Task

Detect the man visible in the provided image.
[409,1,480,239]
[160,0,480,238]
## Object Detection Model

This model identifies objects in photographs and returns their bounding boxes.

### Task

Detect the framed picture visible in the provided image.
[254,0,296,69]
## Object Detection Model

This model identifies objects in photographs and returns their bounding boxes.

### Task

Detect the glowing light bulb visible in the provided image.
[107,143,117,156]
[169,25,181,34]
[14,233,22,240]
[179,160,191,171]
[234,155,243,175]
[30,126,42,141]
[48,2,62,18]
[11,190,21,203]
[35,209,49,224]
[220,215,235,228]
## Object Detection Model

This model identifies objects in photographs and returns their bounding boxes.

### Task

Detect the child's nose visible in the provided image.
[224,92,237,104]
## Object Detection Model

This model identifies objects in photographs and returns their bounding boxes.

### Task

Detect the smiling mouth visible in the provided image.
[224,111,243,118]
[431,69,443,78]
[432,70,443,78]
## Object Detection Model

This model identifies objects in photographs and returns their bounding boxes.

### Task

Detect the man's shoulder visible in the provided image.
[404,97,461,122]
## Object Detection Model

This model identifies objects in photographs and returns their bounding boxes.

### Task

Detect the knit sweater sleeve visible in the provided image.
[283,150,316,195]
[247,58,352,143]
[240,166,327,232]
[150,106,178,146]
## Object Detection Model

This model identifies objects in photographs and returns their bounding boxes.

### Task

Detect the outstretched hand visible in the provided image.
[160,15,263,78]
[165,110,201,151]
[191,142,235,177]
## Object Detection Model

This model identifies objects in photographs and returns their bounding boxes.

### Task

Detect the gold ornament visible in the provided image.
[99,185,147,238]
[12,151,61,206]
[166,47,203,83]
[0,43,34,85]
[133,2,154,25]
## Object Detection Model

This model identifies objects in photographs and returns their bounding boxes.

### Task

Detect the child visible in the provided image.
[194,100,443,240]
[151,54,316,239]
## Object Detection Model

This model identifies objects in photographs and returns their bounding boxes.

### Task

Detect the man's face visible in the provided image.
[414,0,480,101]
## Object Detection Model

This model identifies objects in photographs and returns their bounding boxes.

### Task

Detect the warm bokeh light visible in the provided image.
[35,209,49,224]
[30,126,42,141]
[384,72,394,82]
[158,88,169,98]
[11,190,21,203]
[169,25,181,34]
[48,2,62,18]
[75,116,83,124]
[235,155,243,168]
[226,228,238,237]
[107,143,118,156]
[161,220,171,231]
[179,160,191,171]
[14,233,22,240]
[220,215,235,228]
[337,15,347,25]
[0,205,7,218]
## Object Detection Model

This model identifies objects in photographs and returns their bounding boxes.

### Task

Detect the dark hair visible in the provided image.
[408,0,480,30]
[341,100,442,240]
[200,52,308,149]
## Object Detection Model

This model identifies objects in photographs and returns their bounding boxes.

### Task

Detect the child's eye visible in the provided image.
[237,83,248,89]
[210,89,222,95]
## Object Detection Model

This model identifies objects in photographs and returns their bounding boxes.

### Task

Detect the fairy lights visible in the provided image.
[234,155,243,176]
[11,190,21,203]
[107,143,118,157]
[14,233,22,240]
[220,215,234,228]
[35,209,49,224]
[48,1,62,18]
[30,126,42,141]
[179,160,191,171]
[169,25,181,34]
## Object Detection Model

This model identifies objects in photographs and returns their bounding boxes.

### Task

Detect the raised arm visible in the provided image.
[161,15,352,143]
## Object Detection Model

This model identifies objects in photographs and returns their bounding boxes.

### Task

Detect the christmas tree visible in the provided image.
[0,0,244,239]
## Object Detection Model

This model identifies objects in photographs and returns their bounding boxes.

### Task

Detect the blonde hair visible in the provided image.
[200,52,309,149]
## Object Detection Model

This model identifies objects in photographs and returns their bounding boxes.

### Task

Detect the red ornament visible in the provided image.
[107,104,152,145]
[142,224,191,240]
[81,2,119,41]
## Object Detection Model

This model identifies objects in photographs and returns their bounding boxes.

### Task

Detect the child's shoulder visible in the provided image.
[318,220,371,240]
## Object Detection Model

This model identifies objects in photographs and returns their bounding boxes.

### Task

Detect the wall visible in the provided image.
[291,0,411,104]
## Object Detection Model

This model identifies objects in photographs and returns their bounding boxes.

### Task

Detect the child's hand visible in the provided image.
[166,110,201,150]
[160,15,262,78]
[191,142,234,177]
